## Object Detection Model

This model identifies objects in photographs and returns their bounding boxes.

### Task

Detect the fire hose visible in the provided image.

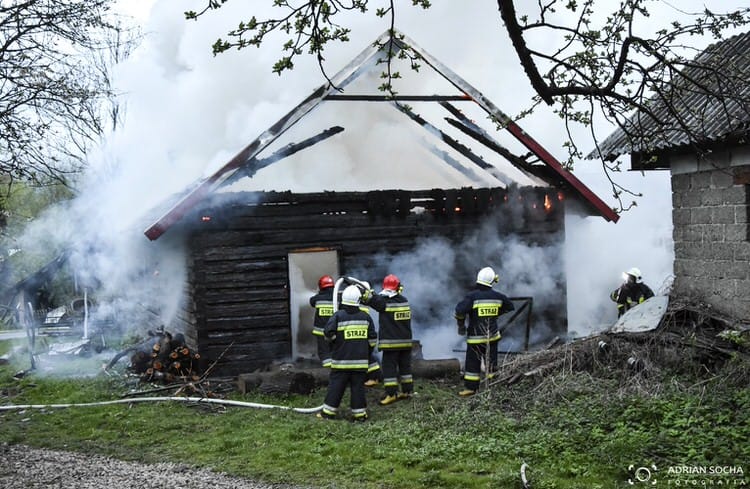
[332,276,371,313]
[1,277,375,415]
[0,397,323,414]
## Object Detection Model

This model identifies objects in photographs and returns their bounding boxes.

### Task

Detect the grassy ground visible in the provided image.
[0,336,748,489]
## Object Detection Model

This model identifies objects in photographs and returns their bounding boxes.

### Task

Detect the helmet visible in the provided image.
[318,275,334,290]
[341,285,361,306]
[476,267,499,286]
[382,274,400,292]
[625,267,643,284]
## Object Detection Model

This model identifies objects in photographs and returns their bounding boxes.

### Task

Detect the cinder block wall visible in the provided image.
[671,152,750,321]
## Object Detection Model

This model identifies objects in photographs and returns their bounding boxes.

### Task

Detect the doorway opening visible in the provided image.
[288,248,340,362]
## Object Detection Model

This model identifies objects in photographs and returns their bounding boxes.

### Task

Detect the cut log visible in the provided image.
[237,367,330,395]
[412,358,460,378]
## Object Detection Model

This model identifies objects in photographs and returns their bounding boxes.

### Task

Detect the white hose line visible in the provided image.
[332,277,346,313]
[333,276,371,313]
[0,396,323,414]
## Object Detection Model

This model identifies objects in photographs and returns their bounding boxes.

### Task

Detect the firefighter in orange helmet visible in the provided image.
[309,275,335,367]
[362,274,413,405]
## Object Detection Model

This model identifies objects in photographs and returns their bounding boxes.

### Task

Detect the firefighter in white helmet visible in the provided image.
[454,266,514,397]
[610,267,655,317]
[318,285,377,421]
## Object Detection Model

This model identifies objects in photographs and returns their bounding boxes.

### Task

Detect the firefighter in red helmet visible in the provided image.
[309,275,335,367]
[362,274,413,405]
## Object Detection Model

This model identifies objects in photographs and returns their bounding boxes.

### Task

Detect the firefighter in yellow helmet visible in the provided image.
[454,266,514,397]
[610,267,655,317]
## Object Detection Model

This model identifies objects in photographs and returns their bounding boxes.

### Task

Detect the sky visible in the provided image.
[22,0,747,356]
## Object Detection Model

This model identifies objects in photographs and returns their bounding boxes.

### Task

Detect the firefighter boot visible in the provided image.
[379,394,399,406]
[458,389,476,397]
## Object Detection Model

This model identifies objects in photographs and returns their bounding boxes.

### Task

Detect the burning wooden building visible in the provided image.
[143,31,618,377]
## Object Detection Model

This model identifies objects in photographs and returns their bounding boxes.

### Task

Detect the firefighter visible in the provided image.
[454,266,514,397]
[318,285,377,421]
[309,275,335,367]
[362,274,413,406]
[357,281,383,387]
[610,267,655,317]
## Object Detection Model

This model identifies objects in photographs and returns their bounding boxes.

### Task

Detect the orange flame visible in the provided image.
[544,194,552,212]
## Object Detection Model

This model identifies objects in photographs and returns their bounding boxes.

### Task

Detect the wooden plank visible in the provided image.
[201,341,290,358]
[203,315,289,331]
[203,301,288,317]
[201,288,288,304]
[197,259,287,275]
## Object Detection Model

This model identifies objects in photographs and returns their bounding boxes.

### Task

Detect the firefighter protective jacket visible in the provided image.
[610,282,655,316]
[324,305,377,370]
[366,292,412,350]
[309,288,334,337]
[454,285,514,344]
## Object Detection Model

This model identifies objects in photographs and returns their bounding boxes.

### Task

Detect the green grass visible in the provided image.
[1,343,748,489]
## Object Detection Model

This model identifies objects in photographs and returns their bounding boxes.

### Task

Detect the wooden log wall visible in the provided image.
[181,186,566,377]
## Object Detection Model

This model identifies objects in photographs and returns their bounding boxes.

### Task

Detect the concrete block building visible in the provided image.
[595,31,750,321]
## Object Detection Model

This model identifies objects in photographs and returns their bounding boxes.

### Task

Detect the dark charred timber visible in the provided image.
[440,103,537,174]
[237,367,329,395]
[391,103,503,181]
[177,187,566,377]
[324,94,472,102]
[222,126,345,188]
[412,358,461,378]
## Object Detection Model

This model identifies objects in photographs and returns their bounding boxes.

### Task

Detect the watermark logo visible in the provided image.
[627,464,747,486]
[628,464,658,485]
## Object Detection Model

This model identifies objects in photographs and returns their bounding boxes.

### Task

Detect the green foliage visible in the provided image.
[1,349,748,488]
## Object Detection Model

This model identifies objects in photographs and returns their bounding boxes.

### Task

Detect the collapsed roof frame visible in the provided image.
[144,29,618,241]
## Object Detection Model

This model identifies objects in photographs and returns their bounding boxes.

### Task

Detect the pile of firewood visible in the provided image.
[107,328,205,383]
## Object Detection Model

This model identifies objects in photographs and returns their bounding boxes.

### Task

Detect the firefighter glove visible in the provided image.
[456,319,466,336]
[361,288,372,303]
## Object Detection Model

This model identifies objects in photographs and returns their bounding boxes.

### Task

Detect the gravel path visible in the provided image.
[0,443,306,489]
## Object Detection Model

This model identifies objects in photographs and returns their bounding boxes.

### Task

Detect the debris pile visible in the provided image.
[492,300,750,389]
[107,328,205,384]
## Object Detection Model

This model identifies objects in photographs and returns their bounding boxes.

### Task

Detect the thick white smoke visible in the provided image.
[18,0,743,353]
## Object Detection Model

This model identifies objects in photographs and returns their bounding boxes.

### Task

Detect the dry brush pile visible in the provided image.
[491,300,750,395]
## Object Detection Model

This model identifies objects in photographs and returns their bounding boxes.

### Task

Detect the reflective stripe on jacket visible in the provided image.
[324,306,377,370]
[455,285,514,344]
[367,292,413,351]
[309,288,334,336]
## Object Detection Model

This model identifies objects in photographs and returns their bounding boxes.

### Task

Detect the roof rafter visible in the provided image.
[144,29,619,240]
[391,102,511,186]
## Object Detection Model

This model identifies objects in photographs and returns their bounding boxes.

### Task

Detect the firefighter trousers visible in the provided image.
[324,369,367,412]
[366,350,382,382]
[463,340,499,391]
[381,349,413,396]
[315,336,332,368]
